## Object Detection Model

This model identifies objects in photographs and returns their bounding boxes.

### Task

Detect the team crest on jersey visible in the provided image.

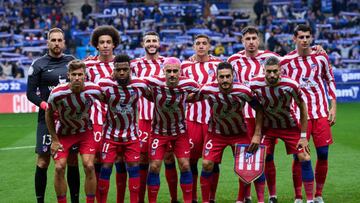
[208,69,215,77]
[310,63,318,72]
[234,144,266,184]
[102,152,107,160]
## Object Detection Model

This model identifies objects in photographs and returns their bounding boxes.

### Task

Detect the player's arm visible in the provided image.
[26,63,48,110]
[328,99,336,126]
[312,45,326,55]
[323,60,337,126]
[297,100,310,154]
[248,98,264,154]
[45,106,63,156]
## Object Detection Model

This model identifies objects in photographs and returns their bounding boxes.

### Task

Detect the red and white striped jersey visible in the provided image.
[84,56,114,125]
[130,56,165,120]
[227,50,280,119]
[181,56,222,124]
[144,76,200,136]
[200,82,254,136]
[98,77,149,142]
[280,52,336,119]
[47,82,102,136]
[250,75,303,129]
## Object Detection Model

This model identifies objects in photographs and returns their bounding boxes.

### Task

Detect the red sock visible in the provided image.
[210,172,219,200]
[97,179,110,203]
[165,164,178,201]
[292,159,303,199]
[265,160,277,196]
[57,195,66,203]
[116,172,127,203]
[237,180,245,201]
[315,160,328,197]
[255,181,265,202]
[139,165,148,203]
[304,181,314,201]
[180,183,193,203]
[86,194,95,203]
[200,171,212,203]
[128,177,140,203]
[147,185,160,203]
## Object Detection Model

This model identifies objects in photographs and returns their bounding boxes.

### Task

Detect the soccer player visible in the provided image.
[84,25,127,203]
[281,24,336,203]
[194,62,264,203]
[45,60,103,203]
[180,34,222,203]
[145,57,199,203]
[130,31,179,203]
[227,26,279,203]
[26,28,80,203]
[96,54,150,203]
[250,56,315,203]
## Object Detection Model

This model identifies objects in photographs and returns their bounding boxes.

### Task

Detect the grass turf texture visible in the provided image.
[0,103,359,202]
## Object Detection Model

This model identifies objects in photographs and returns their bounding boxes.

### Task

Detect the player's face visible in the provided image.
[113,62,131,85]
[242,32,259,53]
[217,69,233,91]
[264,65,281,86]
[143,35,160,55]
[164,64,180,87]
[47,32,65,57]
[293,31,313,50]
[68,68,86,93]
[193,37,210,57]
[97,35,115,57]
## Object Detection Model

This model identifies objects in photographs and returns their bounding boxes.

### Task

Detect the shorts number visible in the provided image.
[42,134,51,145]
[189,138,194,149]
[139,130,149,143]
[94,131,102,142]
[205,139,213,150]
[102,143,110,153]
[151,138,159,149]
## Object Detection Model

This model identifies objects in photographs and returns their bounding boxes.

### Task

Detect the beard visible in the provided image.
[145,47,159,55]
[117,78,130,85]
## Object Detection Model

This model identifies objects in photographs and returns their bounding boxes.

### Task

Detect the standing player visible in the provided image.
[250,56,315,203]
[130,31,179,203]
[96,55,150,203]
[145,57,199,203]
[26,28,80,203]
[195,62,264,203]
[45,60,103,203]
[84,25,128,203]
[281,24,336,203]
[227,26,280,203]
[180,34,222,203]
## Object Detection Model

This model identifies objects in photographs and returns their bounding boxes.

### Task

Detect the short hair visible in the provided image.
[216,62,233,74]
[114,54,131,64]
[263,56,280,67]
[241,26,259,36]
[47,28,64,39]
[143,31,160,41]
[91,25,120,49]
[194,34,210,42]
[294,24,312,36]
[163,57,181,67]
[67,59,86,72]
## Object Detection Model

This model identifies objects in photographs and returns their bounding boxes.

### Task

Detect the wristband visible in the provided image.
[40,101,48,110]
[300,132,307,138]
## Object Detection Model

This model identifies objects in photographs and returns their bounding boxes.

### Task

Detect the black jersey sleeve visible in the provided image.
[26,60,43,106]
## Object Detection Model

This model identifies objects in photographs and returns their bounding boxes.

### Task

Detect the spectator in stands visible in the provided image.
[253,0,264,25]
[81,0,93,19]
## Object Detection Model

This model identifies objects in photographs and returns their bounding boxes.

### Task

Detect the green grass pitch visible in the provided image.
[0,103,359,202]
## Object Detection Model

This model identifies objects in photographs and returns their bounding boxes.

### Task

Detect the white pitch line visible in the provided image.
[0,145,34,151]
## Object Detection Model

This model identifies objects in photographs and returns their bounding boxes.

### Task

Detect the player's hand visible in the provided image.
[296,138,310,155]
[40,101,49,111]
[51,140,63,157]
[313,45,326,54]
[328,107,336,126]
[248,134,261,154]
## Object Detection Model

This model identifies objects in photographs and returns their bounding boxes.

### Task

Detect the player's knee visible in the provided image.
[178,159,191,172]
[83,162,95,175]
[37,154,51,168]
[316,146,329,160]
[163,152,175,164]
[149,161,161,173]
[54,162,66,175]
[202,160,214,172]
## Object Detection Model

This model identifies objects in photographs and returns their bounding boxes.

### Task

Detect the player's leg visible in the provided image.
[67,148,80,203]
[261,134,277,202]
[164,150,179,203]
[147,135,167,203]
[115,156,127,203]
[124,140,141,203]
[92,124,104,202]
[35,121,51,203]
[54,157,68,203]
[174,133,193,203]
[81,153,96,203]
[138,120,151,203]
